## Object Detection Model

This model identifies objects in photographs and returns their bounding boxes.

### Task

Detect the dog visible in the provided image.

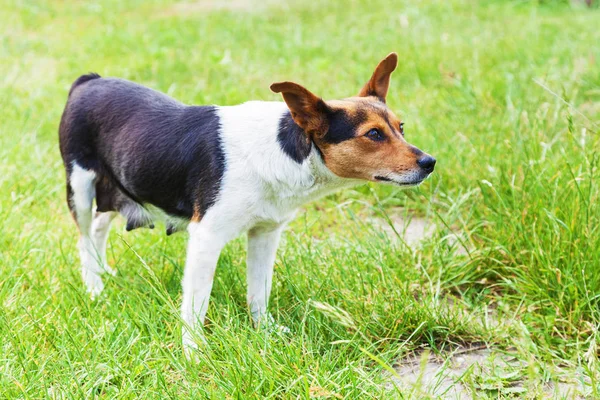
[59,53,436,353]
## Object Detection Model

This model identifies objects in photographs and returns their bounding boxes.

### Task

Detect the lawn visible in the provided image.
[1,0,599,398]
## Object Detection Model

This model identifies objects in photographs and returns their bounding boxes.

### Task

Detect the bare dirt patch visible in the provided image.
[389,346,590,399]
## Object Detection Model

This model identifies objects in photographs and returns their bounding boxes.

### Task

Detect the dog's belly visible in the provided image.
[95,175,189,235]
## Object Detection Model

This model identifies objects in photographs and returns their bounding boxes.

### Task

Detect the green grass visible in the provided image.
[1,0,599,398]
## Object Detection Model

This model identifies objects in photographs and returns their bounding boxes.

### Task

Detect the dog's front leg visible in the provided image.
[181,220,232,355]
[247,224,285,329]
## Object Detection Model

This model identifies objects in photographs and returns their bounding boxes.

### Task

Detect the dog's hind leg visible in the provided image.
[91,211,117,276]
[69,163,106,298]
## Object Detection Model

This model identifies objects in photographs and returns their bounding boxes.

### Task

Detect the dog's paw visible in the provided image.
[256,314,290,335]
[103,264,117,276]
[182,328,207,361]
[83,270,104,299]
[182,341,199,362]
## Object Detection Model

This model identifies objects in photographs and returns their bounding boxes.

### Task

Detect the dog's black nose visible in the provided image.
[417,155,436,173]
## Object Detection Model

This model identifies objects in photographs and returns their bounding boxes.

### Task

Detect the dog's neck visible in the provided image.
[264,107,359,205]
[266,147,357,210]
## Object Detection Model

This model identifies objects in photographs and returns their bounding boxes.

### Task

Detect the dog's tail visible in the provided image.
[68,73,101,96]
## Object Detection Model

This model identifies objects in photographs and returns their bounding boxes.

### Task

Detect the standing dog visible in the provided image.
[59,53,436,352]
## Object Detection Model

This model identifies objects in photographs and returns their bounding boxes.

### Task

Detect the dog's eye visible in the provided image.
[365,128,385,141]
[399,123,404,136]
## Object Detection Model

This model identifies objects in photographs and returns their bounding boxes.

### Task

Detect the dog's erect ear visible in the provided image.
[270,81,329,136]
[358,52,398,102]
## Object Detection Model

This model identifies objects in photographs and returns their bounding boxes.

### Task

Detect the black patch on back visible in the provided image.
[277,111,312,163]
[59,77,226,221]
[97,104,225,219]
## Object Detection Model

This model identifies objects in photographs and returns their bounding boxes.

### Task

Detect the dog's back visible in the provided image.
[59,75,226,231]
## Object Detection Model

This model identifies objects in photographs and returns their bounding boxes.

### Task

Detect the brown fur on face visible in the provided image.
[271,52,434,185]
[315,97,423,181]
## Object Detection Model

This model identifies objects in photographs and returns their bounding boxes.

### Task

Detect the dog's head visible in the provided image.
[271,53,435,187]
